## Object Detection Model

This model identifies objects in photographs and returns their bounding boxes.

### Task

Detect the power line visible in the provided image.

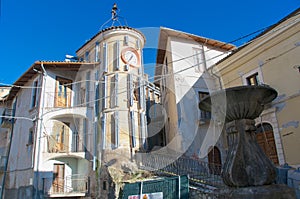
[144,13,300,77]
[1,12,299,90]
[0,12,298,113]
[1,41,297,116]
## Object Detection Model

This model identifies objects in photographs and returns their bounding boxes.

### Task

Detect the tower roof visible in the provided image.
[76,4,145,53]
[76,26,146,53]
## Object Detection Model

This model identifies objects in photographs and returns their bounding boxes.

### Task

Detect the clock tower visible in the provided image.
[76,4,148,197]
[97,26,147,157]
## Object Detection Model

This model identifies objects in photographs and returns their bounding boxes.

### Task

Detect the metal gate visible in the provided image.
[120,175,189,199]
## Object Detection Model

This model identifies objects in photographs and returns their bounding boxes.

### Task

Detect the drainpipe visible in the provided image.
[0,97,17,199]
[34,62,47,199]
[210,67,223,90]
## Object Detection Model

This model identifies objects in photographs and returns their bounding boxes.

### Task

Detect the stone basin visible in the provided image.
[198,85,278,122]
[199,85,279,187]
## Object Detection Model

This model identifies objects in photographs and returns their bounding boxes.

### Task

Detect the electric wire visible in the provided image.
[1,39,298,122]
[1,12,299,90]
[0,13,298,121]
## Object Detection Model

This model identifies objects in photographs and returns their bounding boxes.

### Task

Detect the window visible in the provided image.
[27,129,34,146]
[123,35,129,46]
[199,91,211,120]
[242,68,263,86]
[103,43,108,72]
[95,42,100,62]
[103,181,107,190]
[85,51,90,62]
[86,72,91,104]
[95,83,100,115]
[165,57,168,73]
[133,82,139,101]
[193,47,205,72]
[31,80,38,108]
[113,41,120,70]
[246,73,259,85]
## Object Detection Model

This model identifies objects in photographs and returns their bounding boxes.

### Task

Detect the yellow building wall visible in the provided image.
[213,19,300,165]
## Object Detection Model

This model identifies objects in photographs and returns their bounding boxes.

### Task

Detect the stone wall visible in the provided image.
[189,187,217,199]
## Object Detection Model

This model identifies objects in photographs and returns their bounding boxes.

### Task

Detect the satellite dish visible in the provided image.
[65,54,79,61]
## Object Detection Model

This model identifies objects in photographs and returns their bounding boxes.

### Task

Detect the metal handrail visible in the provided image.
[43,91,92,108]
[47,133,85,153]
[137,153,224,188]
[43,174,89,195]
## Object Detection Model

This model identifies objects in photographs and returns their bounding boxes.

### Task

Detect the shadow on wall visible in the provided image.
[4,185,34,199]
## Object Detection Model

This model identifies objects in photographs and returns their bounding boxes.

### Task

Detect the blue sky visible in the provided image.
[0,0,299,84]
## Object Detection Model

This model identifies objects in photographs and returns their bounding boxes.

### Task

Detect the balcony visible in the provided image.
[47,133,86,159]
[43,174,89,198]
[1,109,13,128]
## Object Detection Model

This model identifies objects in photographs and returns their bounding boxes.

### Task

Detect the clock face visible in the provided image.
[121,47,140,67]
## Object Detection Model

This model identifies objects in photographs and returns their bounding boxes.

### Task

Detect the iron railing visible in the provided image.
[137,153,224,188]
[47,133,85,153]
[44,91,93,108]
[43,174,89,196]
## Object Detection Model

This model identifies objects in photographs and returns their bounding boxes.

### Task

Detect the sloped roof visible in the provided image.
[215,7,300,65]
[4,61,96,101]
[155,27,236,81]
[76,26,146,53]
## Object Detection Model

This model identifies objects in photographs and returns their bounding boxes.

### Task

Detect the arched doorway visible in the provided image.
[208,146,222,175]
[256,123,279,165]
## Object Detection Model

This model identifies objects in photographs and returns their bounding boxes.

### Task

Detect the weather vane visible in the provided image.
[111,3,118,21]
[100,3,128,30]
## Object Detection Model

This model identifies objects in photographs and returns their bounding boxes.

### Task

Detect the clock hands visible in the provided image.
[121,47,140,67]
[128,54,134,62]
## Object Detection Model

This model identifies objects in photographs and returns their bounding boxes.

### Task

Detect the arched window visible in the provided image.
[256,123,279,165]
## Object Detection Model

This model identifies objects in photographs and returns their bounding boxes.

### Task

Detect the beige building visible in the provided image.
[210,8,300,166]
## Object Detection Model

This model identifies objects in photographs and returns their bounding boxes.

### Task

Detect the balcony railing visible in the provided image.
[1,108,13,128]
[44,91,92,108]
[47,133,85,153]
[43,174,89,196]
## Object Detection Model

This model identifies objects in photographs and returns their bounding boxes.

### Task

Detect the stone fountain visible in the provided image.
[199,85,295,198]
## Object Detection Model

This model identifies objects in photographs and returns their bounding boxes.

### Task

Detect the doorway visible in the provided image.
[53,164,65,193]
[208,146,222,175]
[256,123,279,165]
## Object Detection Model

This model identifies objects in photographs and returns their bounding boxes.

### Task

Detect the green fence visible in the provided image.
[120,175,189,199]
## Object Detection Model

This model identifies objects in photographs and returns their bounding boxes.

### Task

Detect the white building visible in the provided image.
[0,23,150,198]
[0,61,97,198]
[155,27,236,166]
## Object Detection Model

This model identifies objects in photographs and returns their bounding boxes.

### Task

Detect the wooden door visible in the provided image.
[256,123,279,165]
[53,164,65,193]
[208,146,222,175]
[55,77,72,107]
